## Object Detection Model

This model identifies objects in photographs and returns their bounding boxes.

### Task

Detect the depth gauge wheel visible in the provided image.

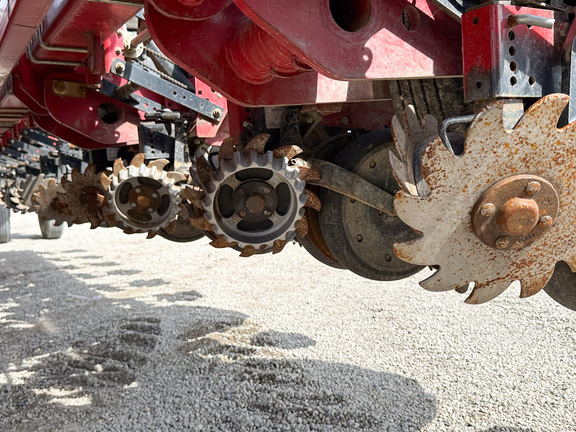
[39,216,64,239]
[319,131,423,281]
[0,205,11,243]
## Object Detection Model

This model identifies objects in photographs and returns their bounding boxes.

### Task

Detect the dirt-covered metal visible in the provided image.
[393,94,576,304]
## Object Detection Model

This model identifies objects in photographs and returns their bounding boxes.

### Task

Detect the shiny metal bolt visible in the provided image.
[356,234,363,242]
[130,202,137,208]
[134,188,141,194]
[151,193,159,199]
[115,62,125,74]
[263,209,272,217]
[495,236,510,250]
[115,47,122,55]
[239,210,247,218]
[147,208,154,213]
[539,215,554,229]
[480,203,496,217]
[525,181,541,195]
[262,187,272,195]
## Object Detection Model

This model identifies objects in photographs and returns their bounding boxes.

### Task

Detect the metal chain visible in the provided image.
[132,57,190,90]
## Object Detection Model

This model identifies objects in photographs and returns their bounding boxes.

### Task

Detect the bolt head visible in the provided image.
[525,181,541,195]
[369,161,376,169]
[134,188,141,194]
[480,203,496,217]
[239,210,247,218]
[115,62,125,74]
[262,187,272,195]
[152,193,159,199]
[495,236,510,250]
[356,234,363,242]
[130,202,137,208]
[115,47,122,55]
[263,209,272,217]
[539,215,554,229]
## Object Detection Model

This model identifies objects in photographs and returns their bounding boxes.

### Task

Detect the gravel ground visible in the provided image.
[0,213,575,432]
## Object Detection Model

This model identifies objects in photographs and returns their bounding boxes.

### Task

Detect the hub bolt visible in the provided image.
[239,210,247,218]
[481,203,496,217]
[262,187,272,195]
[525,181,541,195]
[495,236,510,250]
[539,215,554,229]
[263,209,272,217]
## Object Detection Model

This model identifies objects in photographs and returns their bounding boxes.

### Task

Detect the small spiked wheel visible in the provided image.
[106,154,185,235]
[189,135,318,257]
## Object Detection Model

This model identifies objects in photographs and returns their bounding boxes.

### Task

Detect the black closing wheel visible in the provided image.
[0,205,11,243]
[39,216,64,240]
[543,261,576,311]
[319,130,423,281]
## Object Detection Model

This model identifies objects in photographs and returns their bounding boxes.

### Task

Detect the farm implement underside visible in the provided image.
[1,0,576,311]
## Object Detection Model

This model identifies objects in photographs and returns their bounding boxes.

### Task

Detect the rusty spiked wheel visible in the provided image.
[392,94,576,304]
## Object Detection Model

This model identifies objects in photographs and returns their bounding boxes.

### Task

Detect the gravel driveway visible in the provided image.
[1,213,575,431]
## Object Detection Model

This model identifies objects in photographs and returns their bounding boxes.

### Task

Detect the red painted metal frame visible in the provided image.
[195,78,228,138]
[146,1,388,107]
[233,0,462,80]
[0,0,53,85]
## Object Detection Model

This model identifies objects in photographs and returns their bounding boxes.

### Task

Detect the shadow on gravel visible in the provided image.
[482,428,537,432]
[0,250,437,431]
[251,330,316,349]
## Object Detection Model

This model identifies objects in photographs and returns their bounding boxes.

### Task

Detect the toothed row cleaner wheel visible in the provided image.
[107,156,183,233]
[392,94,576,304]
[201,150,307,251]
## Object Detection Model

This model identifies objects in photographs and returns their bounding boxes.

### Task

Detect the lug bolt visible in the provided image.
[495,236,510,250]
[130,202,137,208]
[115,62,125,74]
[147,208,154,213]
[263,209,272,217]
[525,181,541,195]
[135,188,141,194]
[262,187,272,195]
[152,193,159,199]
[539,215,554,229]
[480,203,496,217]
[239,210,247,218]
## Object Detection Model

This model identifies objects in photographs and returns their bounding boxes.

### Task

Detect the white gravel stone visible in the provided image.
[0,213,574,431]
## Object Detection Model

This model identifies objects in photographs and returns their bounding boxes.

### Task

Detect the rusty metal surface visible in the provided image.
[471,174,559,251]
[57,165,116,228]
[393,94,576,304]
[389,105,438,197]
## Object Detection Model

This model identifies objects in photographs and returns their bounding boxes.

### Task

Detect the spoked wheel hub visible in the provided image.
[202,150,306,252]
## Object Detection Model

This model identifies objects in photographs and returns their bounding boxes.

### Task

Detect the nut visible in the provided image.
[495,236,510,250]
[539,215,554,229]
[525,181,541,195]
[480,203,496,217]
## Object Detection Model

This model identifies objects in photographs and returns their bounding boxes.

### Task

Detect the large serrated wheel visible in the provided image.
[0,205,11,243]
[318,131,423,281]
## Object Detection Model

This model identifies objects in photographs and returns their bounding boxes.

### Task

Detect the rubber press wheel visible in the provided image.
[318,131,423,281]
[0,205,11,243]
[39,216,64,239]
